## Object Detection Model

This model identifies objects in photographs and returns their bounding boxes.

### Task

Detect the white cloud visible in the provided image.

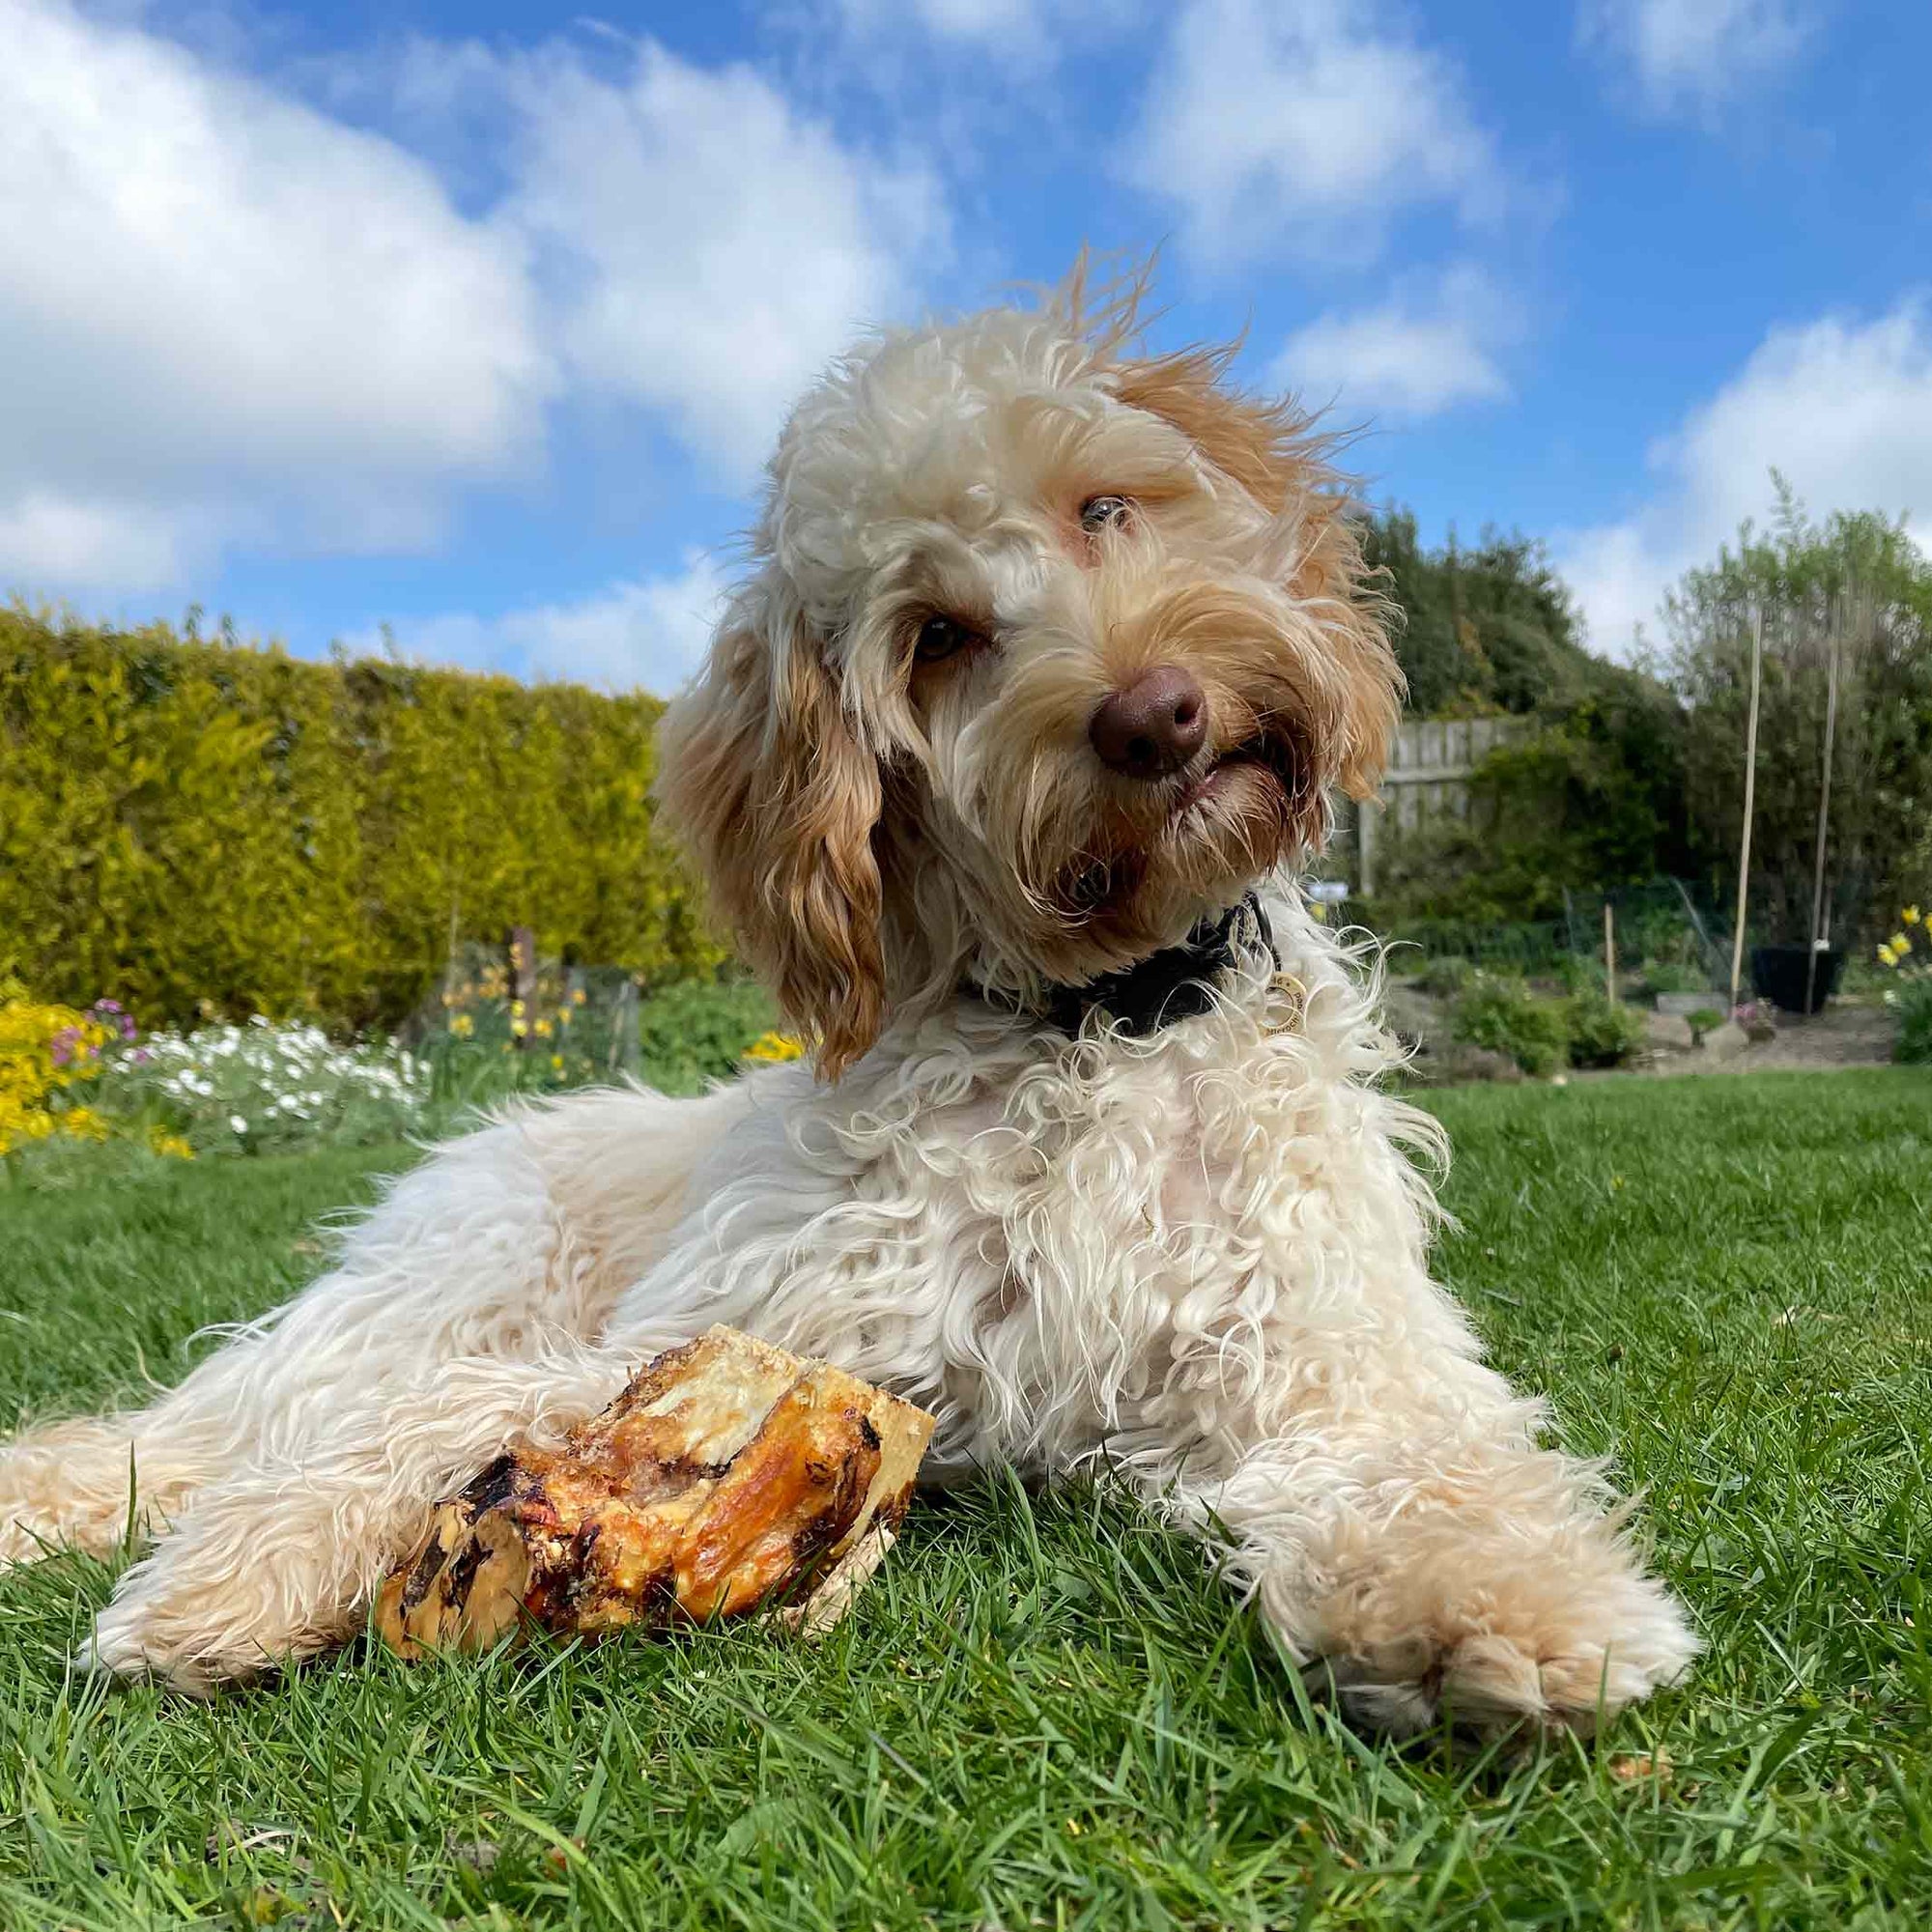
[1125,0,1505,266]
[1577,0,1817,118]
[1270,269,1515,420]
[837,0,1047,51]
[497,41,942,482]
[352,552,731,696]
[0,6,938,598]
[0,0,553,593]
[1557,297,1932,657]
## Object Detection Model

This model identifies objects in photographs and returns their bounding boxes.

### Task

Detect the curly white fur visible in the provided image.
[0,273,1696,1730]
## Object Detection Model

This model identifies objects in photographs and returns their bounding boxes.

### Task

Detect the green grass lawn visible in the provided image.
[2,1068,1930,1929]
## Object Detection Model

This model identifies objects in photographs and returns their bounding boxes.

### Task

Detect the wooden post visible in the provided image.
[441,895,461,1014]
[607,977,639,1076]
[1803,607,1842,1018]
[509,926,536,1050]
[1604,900,1616,1004]
[1728,610,1764,1013]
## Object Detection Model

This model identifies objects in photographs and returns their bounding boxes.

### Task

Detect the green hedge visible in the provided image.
[0,609,723,1028]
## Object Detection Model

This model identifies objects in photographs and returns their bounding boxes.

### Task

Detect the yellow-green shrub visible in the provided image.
[0,608,724,1027]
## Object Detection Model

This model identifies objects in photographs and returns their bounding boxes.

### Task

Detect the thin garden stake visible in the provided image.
[1604,901,1616,1004]
[1728,608,1764,1013]
[1803,601,1843,1018]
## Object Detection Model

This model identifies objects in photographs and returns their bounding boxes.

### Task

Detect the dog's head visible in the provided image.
[657,270,1402,1075]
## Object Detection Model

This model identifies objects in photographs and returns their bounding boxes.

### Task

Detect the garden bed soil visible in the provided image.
[1384,982,1896,1084]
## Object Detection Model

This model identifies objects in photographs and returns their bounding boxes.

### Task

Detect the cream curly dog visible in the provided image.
[0,272,1697,1729]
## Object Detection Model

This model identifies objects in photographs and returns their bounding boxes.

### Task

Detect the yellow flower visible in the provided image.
[60,1106,109,1141]
[572,988,587,1007]
[1879,943,1898,967]
[533,1018,554,1039]
[509,998,526,1019]
[550,1054,564,1072]
[147,1125,195,1160]
[449,1011,474,1038]
[743,1031,805,1065]
[1891,933,1913,956]
[1906,906,1922,926]
[510,1018,528,1038]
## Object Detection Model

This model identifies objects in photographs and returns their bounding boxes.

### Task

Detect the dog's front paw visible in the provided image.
[1293,1523,1700,1741]
[81,1590,225,1697]
[81,1520,364,1696]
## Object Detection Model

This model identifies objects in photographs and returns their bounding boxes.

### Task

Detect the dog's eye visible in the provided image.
[1079,495,1133,532]
[914,614,976,663]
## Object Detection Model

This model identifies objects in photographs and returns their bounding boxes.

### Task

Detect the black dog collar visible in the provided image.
[1033,893,1279,1037]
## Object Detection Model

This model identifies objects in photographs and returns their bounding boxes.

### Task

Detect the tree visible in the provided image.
[1663,484,1932,946]
[1361,508,1614,716]
[1368,692,1690,922]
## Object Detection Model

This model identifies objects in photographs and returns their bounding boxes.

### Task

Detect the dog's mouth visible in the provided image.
[1172,730,1299,817]
[1051,720,1313,924]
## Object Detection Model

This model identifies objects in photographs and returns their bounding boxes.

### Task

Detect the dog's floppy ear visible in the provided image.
[656,580,886,1079]
[1112,345,1404,800]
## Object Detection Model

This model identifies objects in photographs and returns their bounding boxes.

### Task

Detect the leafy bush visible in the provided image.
[1369,696,1690,927]
[1879,903,1930,1064]
[1449,973,1651,1074]
[1562,993,1648,1069]
[1406,954,1478,999]
[1640,960,1711,996]
[1450,974,1571,1076]
[0,609,724,1033]
[1686,1008,1727,1042]
[635,980,783,1094]
[1892,981,1932,1065]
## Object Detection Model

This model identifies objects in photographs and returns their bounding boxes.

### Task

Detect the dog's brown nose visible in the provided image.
[1089,667,1208,779]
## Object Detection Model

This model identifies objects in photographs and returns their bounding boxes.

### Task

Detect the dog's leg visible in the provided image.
[0,1097,608,1567]
[82,1344,635,1692]
[1136,1312,1697,1739]
[0,1404,238,1569]
[5,1085,749,1686]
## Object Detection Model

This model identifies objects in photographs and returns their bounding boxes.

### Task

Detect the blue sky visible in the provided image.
[3,0,1928,693]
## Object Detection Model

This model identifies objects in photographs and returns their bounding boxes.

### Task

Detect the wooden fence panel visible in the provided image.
[1348,717,1523,895]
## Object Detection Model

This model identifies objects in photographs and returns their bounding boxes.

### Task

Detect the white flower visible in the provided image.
[230,1115,249,1134]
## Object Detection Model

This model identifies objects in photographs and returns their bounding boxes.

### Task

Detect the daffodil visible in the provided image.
[1879,943,1898,967]
[1906,906,1922,926]
[743,1031,806,1065]
[1891,933,1913,956]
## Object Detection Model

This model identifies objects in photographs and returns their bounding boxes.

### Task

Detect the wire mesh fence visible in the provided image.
[1366,878,1740,995]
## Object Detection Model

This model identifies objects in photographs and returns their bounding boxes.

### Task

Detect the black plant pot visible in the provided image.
[1751,944,1844,1015]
